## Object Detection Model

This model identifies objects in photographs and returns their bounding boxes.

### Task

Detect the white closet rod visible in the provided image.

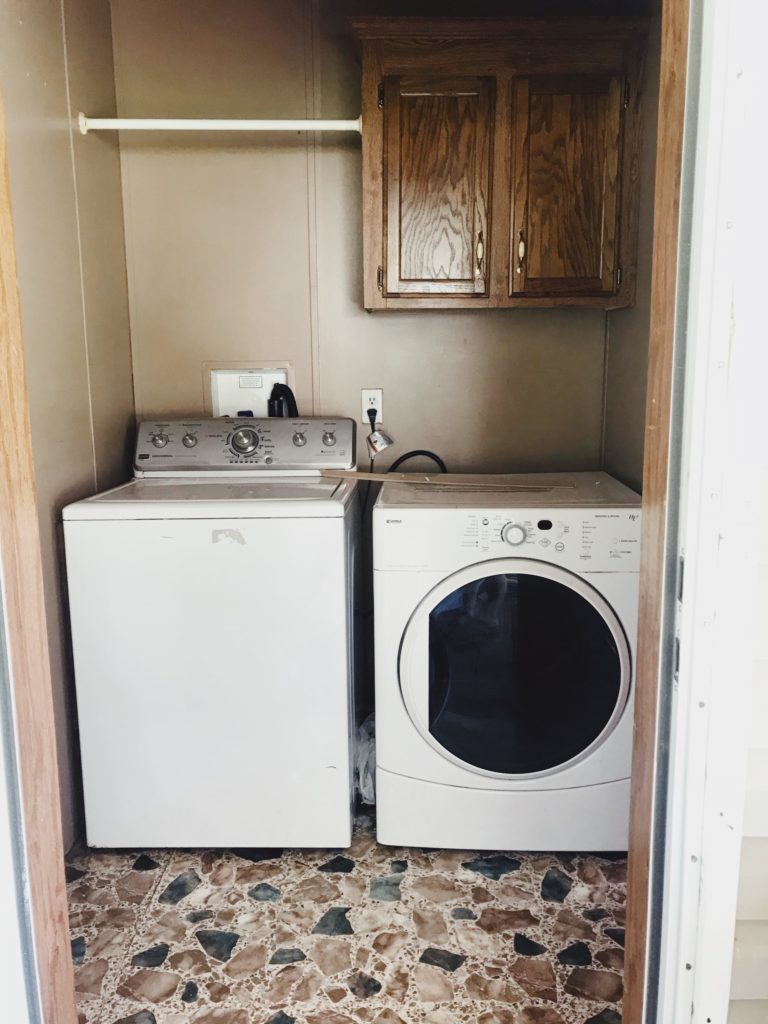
[77,113,362,135]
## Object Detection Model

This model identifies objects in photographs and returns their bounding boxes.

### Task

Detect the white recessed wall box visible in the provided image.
[208,366,289,417]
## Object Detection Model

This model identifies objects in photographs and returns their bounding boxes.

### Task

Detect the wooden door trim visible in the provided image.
[0,99,78,1024]
[624,1,691,1022]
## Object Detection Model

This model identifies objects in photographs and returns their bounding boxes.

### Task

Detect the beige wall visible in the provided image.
[112,0,608,473]
[0,0,133,848]
[602,21,661,492]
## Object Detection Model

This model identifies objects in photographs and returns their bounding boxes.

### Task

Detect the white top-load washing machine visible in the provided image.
[64,417,359,849]
[373,472,641,851]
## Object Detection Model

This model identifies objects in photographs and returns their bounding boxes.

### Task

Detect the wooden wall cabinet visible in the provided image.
[355,18,647,311]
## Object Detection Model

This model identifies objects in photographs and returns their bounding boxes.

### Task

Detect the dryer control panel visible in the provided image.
[134,417,355,474]
[374,506,642,573]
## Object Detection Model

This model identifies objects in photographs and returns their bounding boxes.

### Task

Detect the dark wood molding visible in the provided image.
[624,1,690,1021]
[0,97,78,1024]
[352,17,650,40]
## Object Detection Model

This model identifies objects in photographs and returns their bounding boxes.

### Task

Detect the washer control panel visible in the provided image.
[135,417,355,474]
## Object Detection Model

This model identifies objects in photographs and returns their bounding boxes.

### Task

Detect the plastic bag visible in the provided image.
[355,713,376,805]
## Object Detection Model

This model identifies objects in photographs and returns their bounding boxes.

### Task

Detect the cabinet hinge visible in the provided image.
[377,266,384,291]
[616,264,623,289]
[623,82,631,109]
[378,83,384,109]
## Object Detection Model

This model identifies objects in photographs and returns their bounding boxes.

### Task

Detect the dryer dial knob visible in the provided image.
[182,433,198,448]
[231,427,259,454]
[322,431,337,447]
[292,431,307,447]
[501,523,527,546]
[151,432,169,448]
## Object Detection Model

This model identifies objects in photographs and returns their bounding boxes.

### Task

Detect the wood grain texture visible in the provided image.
[352,17,650,42]
[384,75,493,296]
[511,73,623,297]
[356,18,648,310]
[624,3,690,1023]
[0,100,78,1024]
[361,40,386,310]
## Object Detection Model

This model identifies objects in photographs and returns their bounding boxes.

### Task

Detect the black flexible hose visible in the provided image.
[387,449,448,474]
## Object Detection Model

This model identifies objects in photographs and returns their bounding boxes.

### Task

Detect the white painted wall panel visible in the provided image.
[749,662,768,749]
[743,751,768,838]
[731,922,768,1000]
[729,1001,768,1024]
[736,839,768,921]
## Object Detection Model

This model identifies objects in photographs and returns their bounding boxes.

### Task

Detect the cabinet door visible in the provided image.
[510,74,624,298]
[383,75,493,297]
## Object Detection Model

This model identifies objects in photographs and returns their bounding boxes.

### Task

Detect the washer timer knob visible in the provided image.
[501,522,527,546]
[230,427,259,454]
[322,431,337,447]
[182,433,198,448]
[292,432,307,447]
[151,432,169,448]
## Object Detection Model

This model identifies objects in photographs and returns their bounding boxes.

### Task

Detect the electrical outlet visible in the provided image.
[361,388,383,426]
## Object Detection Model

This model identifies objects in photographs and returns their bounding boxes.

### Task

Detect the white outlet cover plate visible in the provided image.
[361,388,383,425]
[211,367,288,417]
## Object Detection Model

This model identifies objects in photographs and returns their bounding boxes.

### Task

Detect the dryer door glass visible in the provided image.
[402,562,630,776]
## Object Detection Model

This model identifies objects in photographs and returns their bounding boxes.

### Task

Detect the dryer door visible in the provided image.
[398,558,631,779]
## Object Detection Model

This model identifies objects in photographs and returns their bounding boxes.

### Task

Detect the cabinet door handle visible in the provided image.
[516,231,526,274]
[475,231,484,277]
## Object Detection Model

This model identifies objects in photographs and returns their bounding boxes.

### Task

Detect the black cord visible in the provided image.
[360,408,380,521]
[388,449,448,474]
[360,457,375,521]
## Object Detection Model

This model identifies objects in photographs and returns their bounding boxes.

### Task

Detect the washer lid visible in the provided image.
[62,476,356,521]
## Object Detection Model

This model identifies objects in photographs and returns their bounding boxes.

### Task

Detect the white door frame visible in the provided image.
[653,0,766,1019]
[0,590,38,1022]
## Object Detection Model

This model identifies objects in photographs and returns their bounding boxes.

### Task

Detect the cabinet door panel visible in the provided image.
[384,75,493,296]
[511,74,623,297]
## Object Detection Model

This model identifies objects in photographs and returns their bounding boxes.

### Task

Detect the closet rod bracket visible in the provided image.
[77,113,362,135]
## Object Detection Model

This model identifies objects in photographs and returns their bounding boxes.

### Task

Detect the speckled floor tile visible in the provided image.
[67,816,626,1024]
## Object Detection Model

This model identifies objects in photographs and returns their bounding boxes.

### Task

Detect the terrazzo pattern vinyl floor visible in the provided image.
[67,817,627,1024]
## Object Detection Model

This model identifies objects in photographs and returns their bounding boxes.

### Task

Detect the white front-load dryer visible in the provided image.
[373,472,641,851]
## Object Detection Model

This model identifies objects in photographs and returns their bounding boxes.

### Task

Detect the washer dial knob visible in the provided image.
[322,431,337,447]
[230,427,259,455]
[151,432,169,448]
[292,431,307,447]
[182,433,198,448]
[501,522,527,546]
